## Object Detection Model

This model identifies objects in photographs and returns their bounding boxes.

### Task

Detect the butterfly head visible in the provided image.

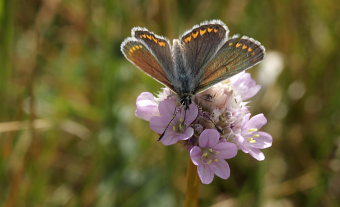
[180,94,192,109]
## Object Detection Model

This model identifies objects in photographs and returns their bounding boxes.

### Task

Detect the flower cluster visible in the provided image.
[135,72,272,184]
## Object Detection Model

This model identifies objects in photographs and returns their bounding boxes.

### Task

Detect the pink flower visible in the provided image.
[190,129,237,184]
[134,72,273,184]
[235,113,272,161]
[135,92,159,121]
[231,72,261,100]
[150,98,198,146]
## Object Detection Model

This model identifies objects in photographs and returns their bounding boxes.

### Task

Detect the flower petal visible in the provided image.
[173,127,194,142]
[183,103,199,125]
[160,130,179,146]
[199,129,220,148]
[190,146,202,165]
[135,92,159,121]
[231,72,261,100]
[210,159,231,179]
[214,142,238,159]
[248,148,265,161]
[244,114,267,130]
[150,116,166,134]
[158,98,177,117]
[249,131,273,149]
[198,164,214,184]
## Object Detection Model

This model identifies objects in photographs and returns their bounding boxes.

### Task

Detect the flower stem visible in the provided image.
[185,159,200,207]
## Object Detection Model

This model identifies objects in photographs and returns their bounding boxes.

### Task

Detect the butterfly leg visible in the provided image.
[202,112,224,134]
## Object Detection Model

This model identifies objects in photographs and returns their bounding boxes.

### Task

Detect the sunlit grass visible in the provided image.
[0,0,339,206]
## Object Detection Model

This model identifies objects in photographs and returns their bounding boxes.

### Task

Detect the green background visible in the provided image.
[0,0,339,206]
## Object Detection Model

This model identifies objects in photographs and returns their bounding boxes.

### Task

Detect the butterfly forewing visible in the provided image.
[121,38,174,90]
[196,35,265,92]
[180,20,229,78]
[132,28,175,81]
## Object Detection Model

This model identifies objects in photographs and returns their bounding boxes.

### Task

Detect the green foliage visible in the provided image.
[0,0,339,206]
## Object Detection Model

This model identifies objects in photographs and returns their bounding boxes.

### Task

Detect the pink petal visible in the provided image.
[198,164,214,184]
[210,159,231,179]
[183,103,198,125]
[160,130,179,146]
[135,92,159,121]
[244,114,267,130]
[249,132,273,149]
[231,72,261,100]
[176,127,194,141]
[214,142,238,159]
[158,98,177,117]
[150,116,166,134]
[190,146,202,165]
[248,148,265,161]
[199,129,220,148]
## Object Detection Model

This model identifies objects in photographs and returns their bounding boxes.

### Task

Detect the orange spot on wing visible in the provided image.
[242,45,247,50]
[147,35,152,40]
[207,27,213,32]
[200,29,207,36]
[185,36,192,43]
[213,28,218,33]
[248,47,253,52]
[152,36,158,43]
[236,43,242,48]
[142,34,147,38]
[192,31,199,39]
[159,41,166,47]
[229,42,233,46]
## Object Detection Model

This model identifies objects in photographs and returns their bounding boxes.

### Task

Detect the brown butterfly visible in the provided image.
[121,20,265,109]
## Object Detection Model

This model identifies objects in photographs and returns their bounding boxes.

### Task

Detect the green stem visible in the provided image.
[185,159,200,207]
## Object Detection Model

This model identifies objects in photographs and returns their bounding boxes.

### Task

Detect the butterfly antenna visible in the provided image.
[158,106,178,141]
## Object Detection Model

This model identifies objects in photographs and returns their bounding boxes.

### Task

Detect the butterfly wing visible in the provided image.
[195,35,265,92]
[180,20,229,79]
[132,28,176,82]
[121,38,174,90]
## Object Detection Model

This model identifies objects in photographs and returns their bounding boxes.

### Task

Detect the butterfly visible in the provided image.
[121,20,265,109]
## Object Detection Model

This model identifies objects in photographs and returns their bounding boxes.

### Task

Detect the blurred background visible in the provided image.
[0,0,339,206]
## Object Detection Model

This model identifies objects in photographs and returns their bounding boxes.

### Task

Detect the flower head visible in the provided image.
[134,72,273,184]
[190,129,237,184]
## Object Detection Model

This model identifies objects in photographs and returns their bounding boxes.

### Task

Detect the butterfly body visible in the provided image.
[121,20,265,108]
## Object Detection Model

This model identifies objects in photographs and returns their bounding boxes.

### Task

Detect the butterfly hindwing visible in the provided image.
[180,20,229,78]
[196,35,265,92]
[121,38,174,90]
